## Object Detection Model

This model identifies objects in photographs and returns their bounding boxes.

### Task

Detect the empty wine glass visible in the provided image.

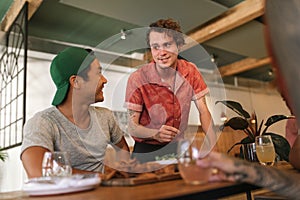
[255,135,276,166]
[42,151,72,177]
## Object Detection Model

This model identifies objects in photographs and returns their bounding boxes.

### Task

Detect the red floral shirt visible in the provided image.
[124,59,209,145]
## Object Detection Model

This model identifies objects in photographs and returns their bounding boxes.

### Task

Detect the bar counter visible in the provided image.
[1,178,259,200]
[1,161,294,200]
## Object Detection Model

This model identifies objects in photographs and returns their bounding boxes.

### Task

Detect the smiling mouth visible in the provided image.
[158,57,169,62]
[96,86,104,94]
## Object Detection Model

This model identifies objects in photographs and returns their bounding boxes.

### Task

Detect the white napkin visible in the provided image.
[23,174,101,196]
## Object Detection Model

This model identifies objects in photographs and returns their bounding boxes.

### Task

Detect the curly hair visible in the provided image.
[146,18,185,47]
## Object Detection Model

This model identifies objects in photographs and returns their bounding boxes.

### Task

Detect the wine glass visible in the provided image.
[255,135,276,166]
[42,151,72,177]
[177,137,212,185]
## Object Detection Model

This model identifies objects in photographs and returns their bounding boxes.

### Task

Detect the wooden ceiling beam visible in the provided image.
[217,57,272,77]
[187,0,265,45]
[184,0,267,78]
[1,0,43,32]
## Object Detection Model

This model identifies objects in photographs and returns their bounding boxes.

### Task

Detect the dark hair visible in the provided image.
[146,18,185,47]
[77,48,95,81]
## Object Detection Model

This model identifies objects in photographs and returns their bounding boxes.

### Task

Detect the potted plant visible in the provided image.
[216,100,292,161]
[0,147,7,162]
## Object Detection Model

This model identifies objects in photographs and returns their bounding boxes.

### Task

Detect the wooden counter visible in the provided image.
[1,160,293,200]
[1,179,258,200]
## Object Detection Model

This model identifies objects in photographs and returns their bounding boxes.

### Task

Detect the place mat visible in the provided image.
[23,174,101,196]
[101,172,181,186]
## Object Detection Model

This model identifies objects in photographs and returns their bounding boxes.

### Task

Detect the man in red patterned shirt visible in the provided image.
[125,18,216,162]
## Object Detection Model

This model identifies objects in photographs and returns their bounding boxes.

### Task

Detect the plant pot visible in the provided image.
[241,143,259,162]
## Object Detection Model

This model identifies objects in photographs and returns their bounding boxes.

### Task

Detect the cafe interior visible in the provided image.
[0,0,296,199]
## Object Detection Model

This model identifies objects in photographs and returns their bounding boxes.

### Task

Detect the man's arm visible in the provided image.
[194,96,217,149]
[115,136,130,152]
[21,146,49,178]
[289,134,300,169]
[113,136,131,161]
[285,118,298,146]
[197,151,300,200]
[127,109,180,142]
[21,146,107,179]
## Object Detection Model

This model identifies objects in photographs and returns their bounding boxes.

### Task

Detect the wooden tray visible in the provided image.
[101,172,181,186]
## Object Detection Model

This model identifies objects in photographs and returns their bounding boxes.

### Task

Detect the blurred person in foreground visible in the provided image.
[285,117,299,146]
[196,1,300,199]
[21,47,129,179]
[124,18,216,162]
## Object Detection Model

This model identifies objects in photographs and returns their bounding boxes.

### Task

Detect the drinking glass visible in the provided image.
[177,137,211,185]
[255,135,276,166]
[242,143,259,162]
[42,151,72,177]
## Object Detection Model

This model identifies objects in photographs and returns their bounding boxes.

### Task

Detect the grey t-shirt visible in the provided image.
[21,106,124,173]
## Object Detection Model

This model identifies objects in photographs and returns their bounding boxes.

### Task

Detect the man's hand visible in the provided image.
[153,125,180,142]
[196,151,254,183]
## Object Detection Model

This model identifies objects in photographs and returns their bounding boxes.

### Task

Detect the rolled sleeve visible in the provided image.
[124,72,144,111]
[193,87,209,101]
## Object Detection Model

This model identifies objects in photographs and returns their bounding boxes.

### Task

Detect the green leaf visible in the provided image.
[227,137,253,154]
[229,137,253,158]
[265,115,294,127]
[257,120,264,136]
[264,133,290,162]
[0,149,7,162]
[215,100,250,118]
[223,117,249,130]
[240,137,254,144]
[227,141,243,154]
[254,113,258,136]
[261,115,294,135]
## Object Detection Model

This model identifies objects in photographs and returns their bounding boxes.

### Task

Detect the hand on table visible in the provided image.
[196,151,255,183]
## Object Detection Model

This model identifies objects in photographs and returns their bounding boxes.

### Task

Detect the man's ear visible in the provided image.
[69,75,80,88]
[177,44,183,52]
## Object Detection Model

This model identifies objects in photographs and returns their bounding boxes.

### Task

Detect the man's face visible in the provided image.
[81,59,107,103]
[149,31,179,69]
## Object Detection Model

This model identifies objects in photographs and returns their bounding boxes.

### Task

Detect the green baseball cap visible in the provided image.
[50,47,96,106]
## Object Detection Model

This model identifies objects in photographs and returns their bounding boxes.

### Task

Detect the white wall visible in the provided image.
[0,51,290,192]
[0,147,23,192]
[221,85,290,135]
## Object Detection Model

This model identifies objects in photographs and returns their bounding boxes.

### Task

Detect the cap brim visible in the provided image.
[51,82,69,106]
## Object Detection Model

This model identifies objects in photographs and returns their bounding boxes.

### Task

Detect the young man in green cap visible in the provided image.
[21,47,129,178]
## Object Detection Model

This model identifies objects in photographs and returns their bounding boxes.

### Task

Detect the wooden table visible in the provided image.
[2,162,293,200]
[0,179,259,200]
